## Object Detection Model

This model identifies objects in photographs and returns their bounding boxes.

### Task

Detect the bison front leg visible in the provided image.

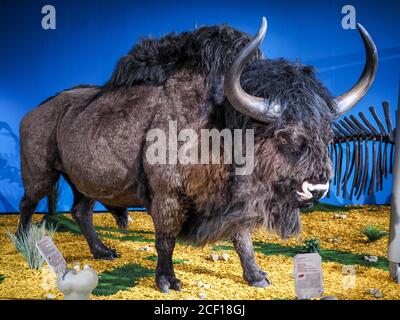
[150,194,183,293]
[232,231,270,288]
[154,232,181,293]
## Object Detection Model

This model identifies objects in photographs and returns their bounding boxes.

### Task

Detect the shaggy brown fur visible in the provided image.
[18,24,336,292]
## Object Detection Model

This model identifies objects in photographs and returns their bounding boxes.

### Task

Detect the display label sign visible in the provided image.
[294,253,324,299]
[36,236,67,274]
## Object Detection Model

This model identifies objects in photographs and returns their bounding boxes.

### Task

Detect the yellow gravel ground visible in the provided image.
[0,205,399,300]
[256,205,389,257]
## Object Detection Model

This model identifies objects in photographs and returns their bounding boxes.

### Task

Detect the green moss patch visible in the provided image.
[93,263,154,296]
[96,225,153,235]
[45,214,81,234]
[101,233,153,243]
[301,203,353,213]
[213,242,389,270]
[48,214,389,271]
[0,274,4,285]
[145,255,188,264]
[47,214,153,242]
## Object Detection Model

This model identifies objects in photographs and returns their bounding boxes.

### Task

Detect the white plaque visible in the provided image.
[294,253,324,299]
[36,236,67,274]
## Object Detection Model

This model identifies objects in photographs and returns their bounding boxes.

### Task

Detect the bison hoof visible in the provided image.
[249,277,270,288]
[157,275,182,293]
[93,247,118,260]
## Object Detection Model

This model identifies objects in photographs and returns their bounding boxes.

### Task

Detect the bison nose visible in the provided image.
[311,189,325,200]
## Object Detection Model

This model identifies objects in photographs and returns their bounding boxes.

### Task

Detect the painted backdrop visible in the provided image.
[0,0,399,212]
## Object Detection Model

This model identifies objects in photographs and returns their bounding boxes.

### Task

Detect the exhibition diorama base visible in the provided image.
[0,206,398,300]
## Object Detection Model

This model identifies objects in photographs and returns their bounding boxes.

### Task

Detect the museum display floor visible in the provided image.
[0,205,399,300]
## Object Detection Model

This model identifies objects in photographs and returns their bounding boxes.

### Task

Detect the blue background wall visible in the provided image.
[0,0,399,212]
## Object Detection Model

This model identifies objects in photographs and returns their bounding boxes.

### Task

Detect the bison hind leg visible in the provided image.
[104,205,130,229]
[17,195,40,235]
[71,194,118,260]
[63,175,118,260]
[17,172,61,235]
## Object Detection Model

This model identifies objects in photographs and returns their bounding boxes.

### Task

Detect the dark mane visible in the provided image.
[212,58,338,134]
[102,24,337,128]
[241,59,338,127]
[103,25,262,90]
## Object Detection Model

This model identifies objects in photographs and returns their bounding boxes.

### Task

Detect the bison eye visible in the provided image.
[276,131,290,146]
[275,129,308,156]
[280,136,288,145]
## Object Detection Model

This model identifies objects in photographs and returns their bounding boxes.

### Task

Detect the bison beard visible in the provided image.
[180,196,301,244]
[17,18,377,292]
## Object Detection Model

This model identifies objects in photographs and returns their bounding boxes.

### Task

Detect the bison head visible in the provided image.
[223,18,377,216]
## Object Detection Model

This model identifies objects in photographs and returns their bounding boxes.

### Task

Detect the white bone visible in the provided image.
[57,267,98,300]
[296,190,313,200]
[297,181,329,200]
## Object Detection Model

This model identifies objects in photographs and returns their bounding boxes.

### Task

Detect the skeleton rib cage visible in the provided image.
[329,101,397,200]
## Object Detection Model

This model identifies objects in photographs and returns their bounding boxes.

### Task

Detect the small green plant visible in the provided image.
[363,224,388,242]
[46,180,62,216]
[7,221,57,269]
[303,237,321,253]
[42,180,62,228]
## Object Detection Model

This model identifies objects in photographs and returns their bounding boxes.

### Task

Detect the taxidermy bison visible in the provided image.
[18,18,377,292]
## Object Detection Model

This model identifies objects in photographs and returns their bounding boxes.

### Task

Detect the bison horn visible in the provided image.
[336,23,378,115]
[224,17,280,124]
